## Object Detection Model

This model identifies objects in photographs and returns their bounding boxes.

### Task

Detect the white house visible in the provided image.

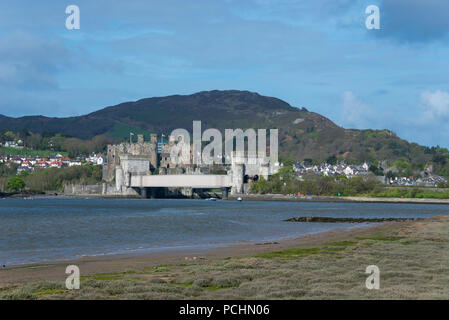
[69,160,82,167]
[5,141,19,148]
[96,155,105,165]
[344,166,354,176]
[361,162,370,171]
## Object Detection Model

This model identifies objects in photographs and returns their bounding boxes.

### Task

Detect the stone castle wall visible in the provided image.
[105,134,157,182]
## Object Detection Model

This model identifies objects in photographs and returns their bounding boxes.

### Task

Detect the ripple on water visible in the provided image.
[1,198,448,265]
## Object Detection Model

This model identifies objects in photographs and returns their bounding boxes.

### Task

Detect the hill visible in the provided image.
[0,90,446,170]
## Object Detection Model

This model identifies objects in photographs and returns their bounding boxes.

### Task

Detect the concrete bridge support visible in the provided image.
[149,187,157,199]
[180,187,193,198]
[231,163,244,195]
[221,187,229,199]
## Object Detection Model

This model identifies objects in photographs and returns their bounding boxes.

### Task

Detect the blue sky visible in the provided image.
[0,0,449,147]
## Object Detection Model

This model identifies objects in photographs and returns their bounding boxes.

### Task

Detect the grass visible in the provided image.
[92,275,123,281]
[356,235,403,242]
[324,240,358,247]
[34,288,66,298]
[0,147,68,157]
[0,282,67,300]
[173,281,193,288]
[2,216,449,299]
[371,188,449,199]
[257,247,321,259]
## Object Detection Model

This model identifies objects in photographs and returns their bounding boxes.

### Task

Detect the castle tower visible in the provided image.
[150,134,157,144]
[137,134,144,144]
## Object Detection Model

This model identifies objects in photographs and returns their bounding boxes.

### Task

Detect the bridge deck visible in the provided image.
[130,174,232,188]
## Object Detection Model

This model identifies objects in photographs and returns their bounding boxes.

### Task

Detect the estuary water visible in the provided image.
[1,197,448,266]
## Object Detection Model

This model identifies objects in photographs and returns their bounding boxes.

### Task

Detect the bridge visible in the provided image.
[114,154,275,198]
[128,174,233,198]
[130,174,232,189]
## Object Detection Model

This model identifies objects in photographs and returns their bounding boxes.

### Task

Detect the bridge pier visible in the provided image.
[231,163,244,195]
[221,187,229,199]
[149,187,157,199]
[140,187,148,198]
[180,187,193,198]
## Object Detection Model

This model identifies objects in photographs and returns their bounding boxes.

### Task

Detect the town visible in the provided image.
[294,162,448,187]
[0,153,104,173]
[1,135,447,188]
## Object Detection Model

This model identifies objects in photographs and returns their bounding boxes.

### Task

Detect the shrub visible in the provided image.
[7,176,25,192]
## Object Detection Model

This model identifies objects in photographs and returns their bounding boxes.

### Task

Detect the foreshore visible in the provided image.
[2,215,449,299]
[4,191,449,205]
[229,194,449,205]
[0,223,376,281]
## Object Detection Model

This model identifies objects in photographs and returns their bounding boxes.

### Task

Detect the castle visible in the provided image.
[104,134,279,197]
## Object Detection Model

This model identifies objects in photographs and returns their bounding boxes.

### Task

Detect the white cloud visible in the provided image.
[421,90,449,119]
[341,91,373,129]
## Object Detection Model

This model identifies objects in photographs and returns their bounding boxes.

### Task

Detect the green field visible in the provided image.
[0,147,68,157]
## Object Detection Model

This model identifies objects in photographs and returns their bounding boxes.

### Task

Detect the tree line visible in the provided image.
[0,164,103,193]
[250,167,449,199]
[0,130,113,158]
[250,167,383,196]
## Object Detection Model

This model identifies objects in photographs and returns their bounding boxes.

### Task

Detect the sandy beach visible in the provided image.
[2,215,449,299]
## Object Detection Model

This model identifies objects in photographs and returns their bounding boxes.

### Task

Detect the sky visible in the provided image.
[0,0,449,147]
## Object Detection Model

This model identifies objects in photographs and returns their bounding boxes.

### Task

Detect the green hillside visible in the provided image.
[1,90,448,175]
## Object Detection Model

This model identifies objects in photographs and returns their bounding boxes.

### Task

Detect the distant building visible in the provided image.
[96,154,105,165]
[5,141,19,148]
[361,162,370,171]
[69,160,82,167]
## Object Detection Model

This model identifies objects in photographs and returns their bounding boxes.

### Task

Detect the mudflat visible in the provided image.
[1,216,448,299]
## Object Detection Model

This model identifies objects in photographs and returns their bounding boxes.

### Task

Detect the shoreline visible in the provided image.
[0,222,387,286]
[4,192,449,205]
[232,194,449,204]
[2,215,449,299]
[1,220,373,268]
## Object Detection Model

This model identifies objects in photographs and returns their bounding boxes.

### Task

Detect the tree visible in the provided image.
[0,163,19,178]
[281,158,295,167]
[369,165,384,176]
[7,177,25,192]
[25,133,43,150]
[2,131,16,142]
[250,175,269,194]
[386,171,396,179]
[326,155,337,165]
[303,158,314,166]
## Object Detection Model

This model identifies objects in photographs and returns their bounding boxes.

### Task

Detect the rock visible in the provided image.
[285,217,422,223]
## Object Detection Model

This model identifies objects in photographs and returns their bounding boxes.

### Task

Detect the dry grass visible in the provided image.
[2,216,449,300]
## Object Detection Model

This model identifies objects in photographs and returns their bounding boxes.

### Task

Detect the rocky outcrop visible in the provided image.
[285,217,423,223]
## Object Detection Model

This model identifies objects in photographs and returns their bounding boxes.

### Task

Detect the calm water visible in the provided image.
[1,197,448,266]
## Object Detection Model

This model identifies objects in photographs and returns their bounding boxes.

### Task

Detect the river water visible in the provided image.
[1,197,448,266]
